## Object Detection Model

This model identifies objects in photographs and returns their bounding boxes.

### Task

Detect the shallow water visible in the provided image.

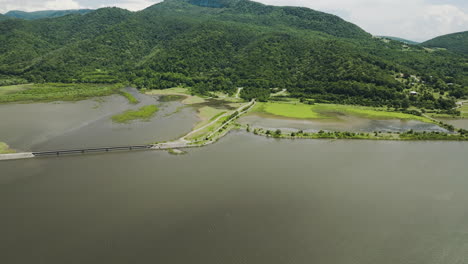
[1,132,468,264]
[0,88,197,151]
[445,119,468,130]
[239,114,447,133]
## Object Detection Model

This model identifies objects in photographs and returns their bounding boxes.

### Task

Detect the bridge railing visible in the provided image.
[32,145,153,157]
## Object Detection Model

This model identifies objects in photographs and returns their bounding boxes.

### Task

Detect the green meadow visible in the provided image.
[252,102,432,123]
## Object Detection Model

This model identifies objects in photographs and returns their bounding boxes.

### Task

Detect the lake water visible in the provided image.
[0,88,197,151]
[445,119,468,130]
[2,97,468,264]
[239,114,448,133]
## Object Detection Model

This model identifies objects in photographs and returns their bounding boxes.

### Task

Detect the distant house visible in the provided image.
[410,91,418,96]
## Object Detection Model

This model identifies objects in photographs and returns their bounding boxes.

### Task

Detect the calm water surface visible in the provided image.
[0,88,197,151]
[445,119,468,130]
[239,114,447,133]
[2,131,468,264]
[2,97,468,263]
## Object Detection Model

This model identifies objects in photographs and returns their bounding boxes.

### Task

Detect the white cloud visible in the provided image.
[0,0,82,13]
[106,0,158,11]
[258,0,468,41]
[44,0,81,10]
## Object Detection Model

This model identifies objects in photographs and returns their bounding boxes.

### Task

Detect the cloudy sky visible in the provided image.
[1,0,467,41]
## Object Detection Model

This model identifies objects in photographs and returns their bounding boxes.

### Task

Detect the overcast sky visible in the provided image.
[1,0,467,41]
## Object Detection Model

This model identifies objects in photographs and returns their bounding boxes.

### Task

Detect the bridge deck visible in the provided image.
[32,145,153,157]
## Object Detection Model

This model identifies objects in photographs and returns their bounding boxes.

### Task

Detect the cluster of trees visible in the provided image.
[400,130,468,140]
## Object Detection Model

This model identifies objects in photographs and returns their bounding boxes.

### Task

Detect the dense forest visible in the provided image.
[0,0,467,110]
[3,9,93,20]
[422,31,468,55]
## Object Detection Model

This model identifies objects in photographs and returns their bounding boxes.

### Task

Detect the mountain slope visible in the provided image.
[378,36,419,45]
[422,31,468,55]
[145,0,371,39]
[0,0,466,109]
[4,9,93,20]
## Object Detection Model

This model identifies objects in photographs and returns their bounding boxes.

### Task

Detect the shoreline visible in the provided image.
[2,88,468,161]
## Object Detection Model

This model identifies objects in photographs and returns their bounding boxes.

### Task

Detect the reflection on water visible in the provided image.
[1,132,468,264]
[0,88,198,151]
[239,114,447,133]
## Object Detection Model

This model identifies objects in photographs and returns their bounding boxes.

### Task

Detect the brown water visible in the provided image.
[2,97,468,263]
[445,119,468,130]
[1,131,468,264]
[0,88,197,151]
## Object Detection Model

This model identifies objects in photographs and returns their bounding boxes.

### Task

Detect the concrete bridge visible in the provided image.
[0,145,155,161]
[32,145,153,157]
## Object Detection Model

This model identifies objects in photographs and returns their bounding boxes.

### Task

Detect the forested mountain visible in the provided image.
[0,14,9,21]
[0,0,467,109]
[378,36,419,45]
[422,31,468,55]
[4,9,93,20]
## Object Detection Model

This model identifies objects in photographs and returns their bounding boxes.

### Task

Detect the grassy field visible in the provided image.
[0,84,34,96]
[0,83,123,103]
[111,105,159,123]
[252,102,432,123]
[193,106,227,129]
[0,142,15,154]
[253,102,325,119]
[460,104,468,118]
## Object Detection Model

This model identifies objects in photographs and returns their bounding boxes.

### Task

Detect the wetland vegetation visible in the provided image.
[111,105,159,123]
[0,83,123,103]
[119,90,139,104]
[0,142,15,154]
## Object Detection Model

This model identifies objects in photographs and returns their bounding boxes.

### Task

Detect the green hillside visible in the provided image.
[4,9,93,20]
[422,31,468,55]
[378,36,419,45]
[0,0,467,110]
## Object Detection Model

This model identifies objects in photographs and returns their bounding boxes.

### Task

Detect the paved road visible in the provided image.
[235,87,243,99]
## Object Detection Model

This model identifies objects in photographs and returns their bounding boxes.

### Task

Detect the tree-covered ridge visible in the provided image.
[0,0,467,111]
[377,36,419,45]
[150,0,370,39]
[4,9,93,20]
[422,31,468,55]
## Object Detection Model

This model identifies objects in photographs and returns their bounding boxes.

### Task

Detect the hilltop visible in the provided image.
[422,31,468,55]
[0,0,466,110]
[4,9,93,20]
